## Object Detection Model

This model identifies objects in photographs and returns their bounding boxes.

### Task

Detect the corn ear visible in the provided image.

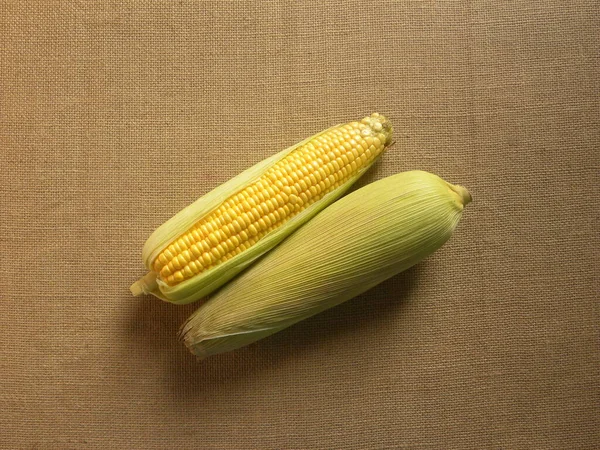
[130,114,393,304]
[180,170,472,359]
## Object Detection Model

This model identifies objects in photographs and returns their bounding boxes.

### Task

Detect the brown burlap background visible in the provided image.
[1,2,598,449]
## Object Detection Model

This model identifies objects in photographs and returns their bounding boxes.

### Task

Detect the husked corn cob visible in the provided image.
[180,170,472,359]
[131,113,393,304]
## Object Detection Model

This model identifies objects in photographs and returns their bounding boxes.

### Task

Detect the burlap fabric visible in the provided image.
[1,2,598,448]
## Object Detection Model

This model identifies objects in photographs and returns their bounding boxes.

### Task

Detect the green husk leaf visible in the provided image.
[180,170,472,358]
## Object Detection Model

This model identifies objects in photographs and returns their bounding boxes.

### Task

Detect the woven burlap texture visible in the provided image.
[1,2,598,449]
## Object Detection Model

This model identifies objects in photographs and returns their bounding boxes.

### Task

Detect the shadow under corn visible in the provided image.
[125,292,199,362]
[140,263,424,401]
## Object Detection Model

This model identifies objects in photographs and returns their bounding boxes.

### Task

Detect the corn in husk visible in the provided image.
[131,114,393,304]
[180,170,472,358]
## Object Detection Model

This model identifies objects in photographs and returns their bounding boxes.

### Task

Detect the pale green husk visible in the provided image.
[131,122,390,305]
[180,170,471,359]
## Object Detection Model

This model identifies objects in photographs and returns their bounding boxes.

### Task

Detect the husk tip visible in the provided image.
[129,272,159,297]
[449,184,472,207]
[178,325,207,361]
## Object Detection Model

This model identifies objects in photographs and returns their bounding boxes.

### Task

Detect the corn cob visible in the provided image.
[131,113,393,304]
[180,170,472,359]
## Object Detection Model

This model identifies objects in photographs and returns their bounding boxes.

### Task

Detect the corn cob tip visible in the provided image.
[362,113,393,145]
